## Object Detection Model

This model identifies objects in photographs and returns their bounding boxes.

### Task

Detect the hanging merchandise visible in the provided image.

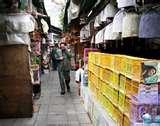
[122,12,140,38]
[104,23,121,40]
[0,13,35,33]
[139,8,160,38]
[95,28,105,44]
[91,36,94,44]
[80,24,90,43]
[0,33,30,46]
[101,3,117,22]
[117,0,136,8]
[68,0,80,21]
[41,18,49,34]
[94,15,101,28]
[113,9,125,33]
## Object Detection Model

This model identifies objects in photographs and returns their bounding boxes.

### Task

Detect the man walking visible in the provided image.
[55,42,72,95]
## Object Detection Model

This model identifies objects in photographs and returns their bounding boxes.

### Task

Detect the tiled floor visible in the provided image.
[0,71,92,126]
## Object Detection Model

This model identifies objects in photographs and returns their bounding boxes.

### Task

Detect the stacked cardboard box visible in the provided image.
[0,45,32,118]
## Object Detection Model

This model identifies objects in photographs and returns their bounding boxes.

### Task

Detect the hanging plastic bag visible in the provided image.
[104,23,121,40]
[117,0,136,8]
[0,13,35,33]
[101,3,117,22]
[122,12,140,38]
[139,7,160,38]
[113,9,125,33]
[0,32,31,46]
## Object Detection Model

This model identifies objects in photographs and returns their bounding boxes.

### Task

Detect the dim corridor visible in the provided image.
[0,71,92,126]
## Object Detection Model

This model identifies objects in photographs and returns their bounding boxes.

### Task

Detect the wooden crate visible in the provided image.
[0,45,32,118]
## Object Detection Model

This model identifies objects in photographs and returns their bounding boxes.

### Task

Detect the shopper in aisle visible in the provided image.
[55,42,72,95]
[51,43,58,70]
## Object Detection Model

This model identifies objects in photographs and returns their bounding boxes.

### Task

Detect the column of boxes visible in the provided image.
[88,52,160,126]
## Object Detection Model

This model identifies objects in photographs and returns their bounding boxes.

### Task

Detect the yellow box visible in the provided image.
[120,56,126,74]
[131,80,140,95]
[99,93,104,105]
[125,57,132,77]
[107,100,114,117]
[99,67,104,80]
[125,78,132,97]
[116,108,124,126]
[118,91,125,112]
[124,96,131,118]
[123,114,131,126]
[111,72,119,89]
[114,55,123,72]
[132,59,143,81]
[119,75,126,93]
[103,69,112,84]
[103,95,109,111]
[111,88,119,106]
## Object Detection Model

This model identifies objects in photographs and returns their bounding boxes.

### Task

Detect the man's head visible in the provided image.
[60,43,66,50]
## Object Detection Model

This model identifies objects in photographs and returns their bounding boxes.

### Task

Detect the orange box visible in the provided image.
[119,75,126,93]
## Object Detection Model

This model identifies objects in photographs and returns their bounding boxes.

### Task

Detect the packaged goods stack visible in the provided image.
[0,0,35,118]
[88,52,160,126]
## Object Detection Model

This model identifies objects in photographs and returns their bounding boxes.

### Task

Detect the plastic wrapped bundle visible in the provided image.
[0,32,31,45]
[101,3,117,22]
[94,15,101,28]
[122,12,140,38]
[95,28,105,44]
[0,13,35,33]
[139,9,160,38]
[113,10,125,33]
[117,0,136,8]
[104,23,121,40]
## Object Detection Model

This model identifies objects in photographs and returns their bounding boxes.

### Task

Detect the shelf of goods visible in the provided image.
[30,31,42,96]
[88,52,160,126]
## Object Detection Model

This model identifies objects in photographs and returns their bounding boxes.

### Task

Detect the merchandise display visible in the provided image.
[88,52,160,126]
[30,31,42,97]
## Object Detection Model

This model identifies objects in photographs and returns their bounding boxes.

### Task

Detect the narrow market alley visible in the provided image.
[0,71,92,126]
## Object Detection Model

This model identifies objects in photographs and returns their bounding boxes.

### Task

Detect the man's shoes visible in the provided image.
[60,91,65,95]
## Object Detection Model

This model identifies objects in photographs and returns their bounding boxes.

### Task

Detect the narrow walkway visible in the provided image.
[0,71,92,126]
